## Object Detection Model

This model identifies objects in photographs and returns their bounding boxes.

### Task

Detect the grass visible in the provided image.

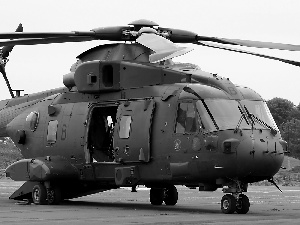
[0,138,23,178]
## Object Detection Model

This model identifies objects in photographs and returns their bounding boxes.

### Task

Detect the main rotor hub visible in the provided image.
[122,19,164,40]
[138,27,157,35]
[128,19,159,31]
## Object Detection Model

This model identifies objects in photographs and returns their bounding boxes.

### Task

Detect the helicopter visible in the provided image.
[0,19,297,214]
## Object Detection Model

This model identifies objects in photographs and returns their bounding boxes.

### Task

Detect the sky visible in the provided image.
[0,0,300,105]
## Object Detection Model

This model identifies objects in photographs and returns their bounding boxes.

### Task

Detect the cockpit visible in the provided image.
[176,85,278,134]
[197,99,278,132]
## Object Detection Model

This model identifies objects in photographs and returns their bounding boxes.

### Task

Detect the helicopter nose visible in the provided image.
[236,131,284,182]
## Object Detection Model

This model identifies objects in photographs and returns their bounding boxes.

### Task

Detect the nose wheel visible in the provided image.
[221,180,250,214]
[236,194,250,214]
[221,193,250,214]
[221,194,236,214]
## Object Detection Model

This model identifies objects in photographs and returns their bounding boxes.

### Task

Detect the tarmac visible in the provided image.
[1,180,300,225]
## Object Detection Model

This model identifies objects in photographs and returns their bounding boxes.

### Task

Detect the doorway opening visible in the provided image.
[87,105,117,163]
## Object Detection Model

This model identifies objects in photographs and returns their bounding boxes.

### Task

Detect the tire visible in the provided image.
[150,188,164,205]
[164,186,178,206]
[47,186,62,205]
[32,184,47,205]
[221,194,236,214]
[236,194,250,214]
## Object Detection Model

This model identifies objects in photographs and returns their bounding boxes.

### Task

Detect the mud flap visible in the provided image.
[9,181,40,201]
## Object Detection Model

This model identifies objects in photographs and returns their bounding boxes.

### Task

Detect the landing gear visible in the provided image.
[150,188,164,205]
[164,185,178,205]
[221,194,236,214]
[32,184,47,205]
[150,185,178,206]
[47,186,62,205]
[236,194,250,214]
[221,193,249,214]
[32,183,62,205]
[221,181,250,214]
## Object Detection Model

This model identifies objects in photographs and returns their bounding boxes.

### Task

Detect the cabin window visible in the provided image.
[119,115,132,139]
[175,102,198,134]
[26,111,39,131]
[47,120,58,144]
[102,65,114,87]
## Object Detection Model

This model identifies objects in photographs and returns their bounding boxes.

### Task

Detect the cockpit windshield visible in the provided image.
[240,100,279,131]
[195,99,278,132]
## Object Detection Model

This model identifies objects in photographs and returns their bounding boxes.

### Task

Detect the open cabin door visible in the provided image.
[114,99,155,163]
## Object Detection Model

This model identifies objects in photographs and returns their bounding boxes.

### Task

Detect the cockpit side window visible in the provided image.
[175,102,198,134]
[196,101,217,132]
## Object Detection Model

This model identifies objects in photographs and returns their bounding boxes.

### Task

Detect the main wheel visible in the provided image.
[150,188,164,205]
[164,186,178,206]
[236,194,250,214]
[32,183,47,205]
[221,194,236,214]
[47,186,62,205]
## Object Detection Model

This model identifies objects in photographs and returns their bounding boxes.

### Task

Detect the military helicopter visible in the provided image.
[0,19,297,214]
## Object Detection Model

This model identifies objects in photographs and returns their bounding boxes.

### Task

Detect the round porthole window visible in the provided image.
[26,111,39,131]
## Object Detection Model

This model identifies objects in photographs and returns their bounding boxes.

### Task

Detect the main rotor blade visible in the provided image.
[0,31,94,40]
[0,26,130,42]
[0,36,95,47]
[1,23,23,58]
[196,36,300,51]
[0,26,131,46]
[220,38,300,51]
[161,27,300,51]
[196,41,300,67]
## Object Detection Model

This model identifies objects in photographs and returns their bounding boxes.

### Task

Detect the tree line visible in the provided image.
[267,98,300,159]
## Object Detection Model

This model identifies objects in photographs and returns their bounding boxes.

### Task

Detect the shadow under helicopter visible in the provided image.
[55,200,231,214]
[29,198,268,216]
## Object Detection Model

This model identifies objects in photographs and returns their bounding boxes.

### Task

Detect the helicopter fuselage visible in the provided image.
[2,58,284,189]
[0,42,285,213]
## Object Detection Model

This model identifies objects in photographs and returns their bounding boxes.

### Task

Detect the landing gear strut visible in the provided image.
[150,185,178,206]
[221,181,250,214]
